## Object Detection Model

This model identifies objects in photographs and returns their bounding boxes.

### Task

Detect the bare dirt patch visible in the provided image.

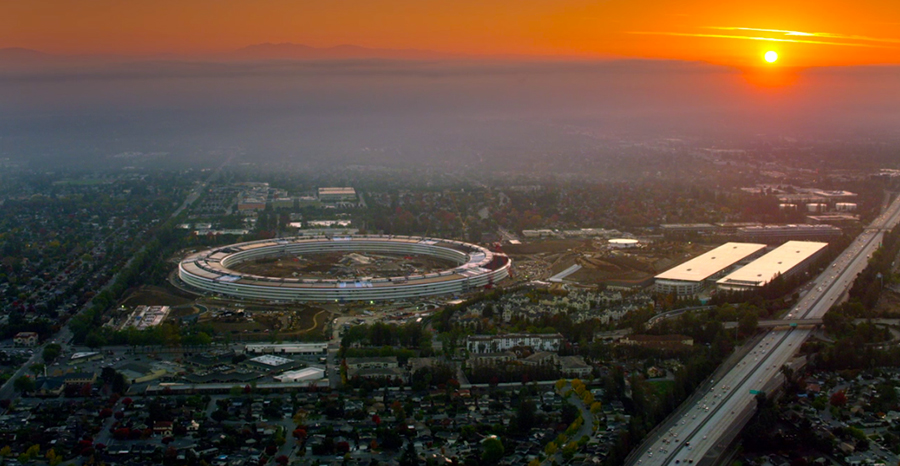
[874,288,900,318]
[503,239,588,256]
[230,252,458,280]
[199,302,331,341]
[568,266,652,283]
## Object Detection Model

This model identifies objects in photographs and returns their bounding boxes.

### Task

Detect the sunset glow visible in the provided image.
[2,0,900,67]
[765,51,779,63]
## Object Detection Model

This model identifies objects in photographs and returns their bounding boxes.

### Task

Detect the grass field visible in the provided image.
[648,380,676,398]
[120,285,194,307]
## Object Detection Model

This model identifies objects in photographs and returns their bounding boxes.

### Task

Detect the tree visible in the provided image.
[29,364,45,377]
[84,331,106,349]
[24,445,39,459]
[544,441,558,455]
[13,376,35,394]
[738,311,758,337]
[515,398,537,433]
[111,373,128,394]
[46,449,61,466]
[562,441,578,460]
[42,344,61,363]
[482,436,505,462]
[830,390,848,407]
[582,391,594,406]
[399,440,419,466]
[211,410,228,422]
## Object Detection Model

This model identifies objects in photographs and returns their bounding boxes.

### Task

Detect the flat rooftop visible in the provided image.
[275,367,325,381]
[716,241,828,288]
[655,242,767,283]
[249,355,294,367]
[318,187,356,195]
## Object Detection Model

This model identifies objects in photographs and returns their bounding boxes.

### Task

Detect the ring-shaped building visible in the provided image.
[178,235,511,302]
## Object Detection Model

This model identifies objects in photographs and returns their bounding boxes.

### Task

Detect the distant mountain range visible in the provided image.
[0,43,466,66]
[225,43,461,61]
[0,47,57,63]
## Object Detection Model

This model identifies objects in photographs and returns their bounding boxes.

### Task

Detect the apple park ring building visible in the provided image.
[178,235,512,302]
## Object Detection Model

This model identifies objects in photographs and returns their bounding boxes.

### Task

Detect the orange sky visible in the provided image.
[4,0,900,67]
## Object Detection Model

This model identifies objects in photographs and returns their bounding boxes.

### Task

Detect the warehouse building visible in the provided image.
[244,343,328,355]
[274,367,325,383]
[318,187,357,202]
[737,224,842,244]
[654,242,767,296]
[659,223,717,238]
[716,241,828,291]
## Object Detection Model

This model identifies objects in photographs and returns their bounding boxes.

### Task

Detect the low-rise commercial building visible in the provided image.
[244,343,328,355]
[620,334,694,349]
[737,224,842,244]
[559,356,592,378]
[654,242,766,296]
[13,332,39,347]
[318,187,357,203]
[717,241,828,291]
[274,367,325,383]
[345,356,398,371]
[466,333,563,354]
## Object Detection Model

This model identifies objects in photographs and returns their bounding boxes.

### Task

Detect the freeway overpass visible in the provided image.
[628,194,900,466]
[720,319,823,329]
[723,318,900,329]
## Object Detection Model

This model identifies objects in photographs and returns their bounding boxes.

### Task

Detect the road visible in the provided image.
[0,327,73,400]
[628,194,900,466]
[170,153,234,219]
[0,157,232,403]
[544,382,596,465]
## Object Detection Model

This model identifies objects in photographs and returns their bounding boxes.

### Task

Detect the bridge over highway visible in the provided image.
[722,318,900,329]
[627,194,900,466]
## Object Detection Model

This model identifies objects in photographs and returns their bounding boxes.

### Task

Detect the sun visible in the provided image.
[764,51,779,63]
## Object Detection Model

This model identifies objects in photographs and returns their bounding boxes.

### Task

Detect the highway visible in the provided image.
[629,194,900,466]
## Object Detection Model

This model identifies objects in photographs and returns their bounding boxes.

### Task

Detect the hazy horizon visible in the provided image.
[2,55,899,173]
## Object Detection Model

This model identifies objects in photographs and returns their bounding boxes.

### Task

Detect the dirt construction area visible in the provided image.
[505,238,717,286]
[874,288,900,318]
[117,284,331,341]
[198,301,331,341]
[230,252,458,280]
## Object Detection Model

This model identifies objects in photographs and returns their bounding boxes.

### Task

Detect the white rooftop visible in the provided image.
[245,343,328,351]
[717,241,828,288]
[655,242,767,283]
[249,355,294,367]
[274,367,325,382]
[318,187,356,194]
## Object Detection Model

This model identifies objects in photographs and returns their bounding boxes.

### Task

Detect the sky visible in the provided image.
[4,1,900,171]
[3,0,900,67]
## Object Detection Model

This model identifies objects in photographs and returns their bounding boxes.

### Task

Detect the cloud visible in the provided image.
[709,27,900,45]
[626,31,893,48]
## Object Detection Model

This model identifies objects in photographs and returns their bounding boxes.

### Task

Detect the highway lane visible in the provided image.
[631,195,900,466]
